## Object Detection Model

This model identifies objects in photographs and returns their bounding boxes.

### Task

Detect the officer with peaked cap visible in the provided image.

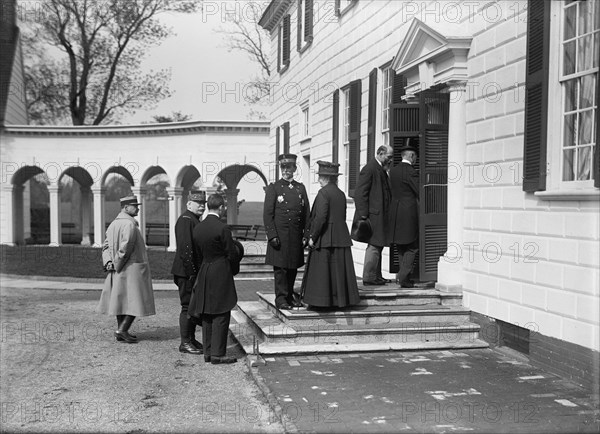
[171,190,206,354]
[263,154,310,310]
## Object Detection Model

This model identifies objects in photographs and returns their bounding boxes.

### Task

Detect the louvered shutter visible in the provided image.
[282,15,291,68]
[523,0,550,192]
[305,0,313,41]
[275,126,281,180]
[283,122,290,154]
[595,71,600,188]
[367,68,377,162]
[332,89,339,164]
[348,79,362,196]
[391,72,407,104]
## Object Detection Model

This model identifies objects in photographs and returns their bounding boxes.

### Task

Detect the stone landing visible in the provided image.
[231,285,488,355]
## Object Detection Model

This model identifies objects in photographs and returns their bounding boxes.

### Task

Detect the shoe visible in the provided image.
[116,332,137,341]
[204,356,211,363]
[277,303,293,310]
[290,299,303,308]
[211,356,237,365]
[400,280,415,288]
[374,278,390,285]
[191,339,204,351]
[115,330,137,343]
[362,280,381,286]
[179,342,203,355]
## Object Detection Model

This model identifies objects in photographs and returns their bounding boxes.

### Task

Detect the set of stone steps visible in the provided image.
[232,284,488,355]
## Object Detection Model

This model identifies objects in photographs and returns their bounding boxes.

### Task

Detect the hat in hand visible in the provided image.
[351,219,372,243]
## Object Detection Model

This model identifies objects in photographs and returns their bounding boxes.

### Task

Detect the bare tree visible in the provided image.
[215,1,271,116]
[22,0,202,125]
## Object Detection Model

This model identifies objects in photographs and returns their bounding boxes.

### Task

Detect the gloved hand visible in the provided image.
[104,261,115,272]
[269,237,281,250]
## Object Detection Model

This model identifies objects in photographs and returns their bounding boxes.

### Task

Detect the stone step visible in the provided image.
[231,303,488,355]
[255,293,471,325]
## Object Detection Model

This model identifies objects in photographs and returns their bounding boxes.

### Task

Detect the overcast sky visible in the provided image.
[125,2,265,124]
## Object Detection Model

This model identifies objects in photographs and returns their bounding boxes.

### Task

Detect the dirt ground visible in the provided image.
[0,286,284,433]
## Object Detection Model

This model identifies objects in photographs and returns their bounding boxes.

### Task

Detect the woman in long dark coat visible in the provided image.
[301,161,360,309]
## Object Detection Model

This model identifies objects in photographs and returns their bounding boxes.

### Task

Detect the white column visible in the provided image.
[48,184,62,246]
[2,185,21,245]
[131,186,147,243]
[80,187,92,246]
[224,188,240,225]
[92,187,106,247]
[436,81,467,293]
[166,187,183,252]
[23,181,31,241]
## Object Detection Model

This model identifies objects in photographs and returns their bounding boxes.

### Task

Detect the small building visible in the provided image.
[259,0,599,388]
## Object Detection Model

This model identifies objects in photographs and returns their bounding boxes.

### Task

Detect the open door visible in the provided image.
[418,89,449,282]
[388,88,449,283]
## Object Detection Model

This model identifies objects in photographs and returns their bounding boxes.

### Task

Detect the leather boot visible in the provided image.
[115,315,137,343]
[115,315,137,341]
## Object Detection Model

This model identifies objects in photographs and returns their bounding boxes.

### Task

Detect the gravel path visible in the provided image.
[0,286,283,433]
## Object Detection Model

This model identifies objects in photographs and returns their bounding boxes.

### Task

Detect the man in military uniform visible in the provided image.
[171,190,206,355]
[263,154,310,310]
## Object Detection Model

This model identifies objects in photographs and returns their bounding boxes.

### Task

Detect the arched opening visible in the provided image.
[216,164,268,226]
[11,166,48,245]
[142,166,171,246]
[59,167,94,245]
[103,167,135,224]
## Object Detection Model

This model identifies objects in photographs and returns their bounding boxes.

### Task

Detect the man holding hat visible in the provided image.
[171,190,206,355]
[98,195,156,343]
[263,153,310,310]
[388,140,420,288]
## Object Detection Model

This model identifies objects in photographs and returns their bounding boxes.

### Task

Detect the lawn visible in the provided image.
[1,245,176,280]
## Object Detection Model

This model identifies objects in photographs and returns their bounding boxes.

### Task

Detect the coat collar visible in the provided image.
[116,211,139,226]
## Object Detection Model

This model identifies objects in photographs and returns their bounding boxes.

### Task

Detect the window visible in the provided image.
[381,66,394,147]
[335,0,357,17]
[558,1,598,183]
[332,80,361,195]
[524,0,599,194]
[277,15,291,73]
[297,0,313,52]
[300,102,310,140]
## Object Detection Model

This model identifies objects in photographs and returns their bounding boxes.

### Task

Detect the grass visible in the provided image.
[1,245,176,280]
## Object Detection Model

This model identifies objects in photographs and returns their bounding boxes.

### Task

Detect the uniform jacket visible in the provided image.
[352,158,392,247]
[263,178,310,268]
[171,210,201,277]
[388,162,420,245]
[98,212,155,317]
[188,214,239,316]
[307,183,352,249]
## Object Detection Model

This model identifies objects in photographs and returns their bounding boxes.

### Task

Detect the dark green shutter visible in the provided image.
[305,0,313,41]
[282,15,290,68]
[348,79,362,196]
[595,71,600,188]
[275,126,280,180]
[367,68,377,162]
[332,89,339,164]
[283,122,290,154]
[523,0,550,192]
[297,0,302,51]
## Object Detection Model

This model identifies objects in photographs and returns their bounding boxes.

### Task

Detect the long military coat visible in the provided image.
[352,158,392,247]
[263,178,310,269]
[171,210,201,278]
[188,214,239,317]
[388,162,420,245]
[98,212,155,317]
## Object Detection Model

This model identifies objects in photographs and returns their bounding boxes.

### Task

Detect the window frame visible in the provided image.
[381,63,394,147]
[335,0,357,17]
[299,100,311,142]
[544,0,599,195]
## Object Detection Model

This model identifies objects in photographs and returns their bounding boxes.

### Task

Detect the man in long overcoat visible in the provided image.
[263,154,310,310]
[352,145,394,285]
[98,195,155,343]
[171,190,205,355]
[188,194,242,364]
[388,143,420,288]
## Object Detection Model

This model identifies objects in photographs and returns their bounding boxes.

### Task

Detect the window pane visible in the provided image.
[580,74,595,109]
[577,146,592,180]
[563,149,575,181]
[565,78,577,111]
[564,4,577,40]
[577,35,593,72]
[579,109,593,145]
[563,113,577,147]
[564,40,576,75]
[579,1,592,35]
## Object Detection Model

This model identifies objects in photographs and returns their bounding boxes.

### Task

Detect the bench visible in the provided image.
[229,224,267,241]
[145,222,169,245]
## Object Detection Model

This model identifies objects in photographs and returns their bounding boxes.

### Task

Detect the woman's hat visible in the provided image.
[316,160,341,176]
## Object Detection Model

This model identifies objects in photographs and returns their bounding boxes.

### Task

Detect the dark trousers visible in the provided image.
[395,240,418,283]
[273,267,298,307]
[175,275,198,343]
[201,311,231,358]
[363,244,384,281]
